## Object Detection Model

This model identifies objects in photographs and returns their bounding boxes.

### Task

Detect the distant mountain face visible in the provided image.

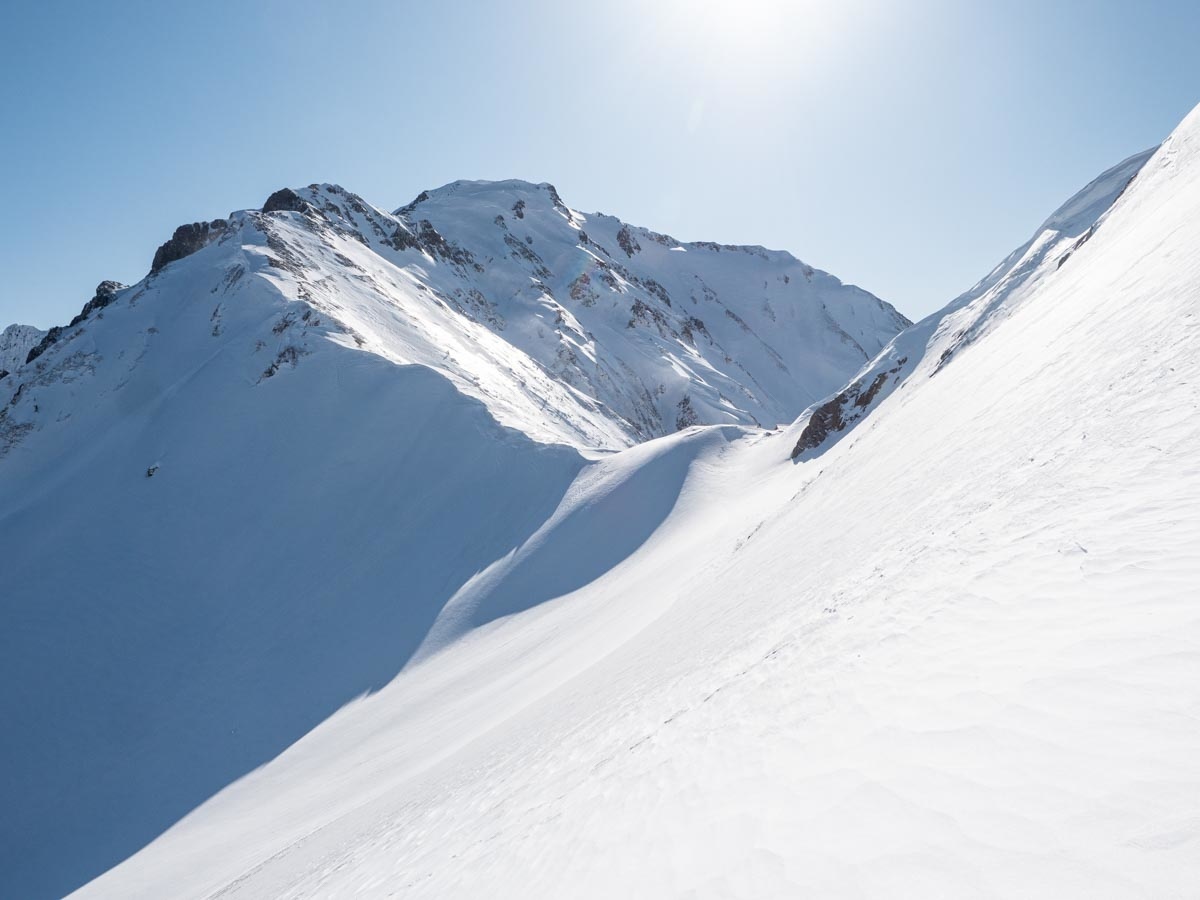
[1,180,905,455]
[0,324,45,376]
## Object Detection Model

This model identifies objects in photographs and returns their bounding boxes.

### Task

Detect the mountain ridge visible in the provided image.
[789,145,1157,458]
[0,323,45,375]
[0,176,905,898]
[2,178,907,453]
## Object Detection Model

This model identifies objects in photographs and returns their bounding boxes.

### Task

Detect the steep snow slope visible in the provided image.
[0,322,45,374]
[73,106,1200,899]
[0,183,902,897]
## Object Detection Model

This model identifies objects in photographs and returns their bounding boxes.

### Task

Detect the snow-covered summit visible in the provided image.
[0,178,906,455]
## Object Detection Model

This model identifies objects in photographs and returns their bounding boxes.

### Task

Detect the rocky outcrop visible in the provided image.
[262,188,311,215]
[25,282,127,365]
[395,191,431,217]
[791,360,905,458]
[616,224,641,258]
[150,220,227,274]
[68,281,126,328]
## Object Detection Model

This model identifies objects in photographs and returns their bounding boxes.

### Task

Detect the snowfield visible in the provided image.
[3,103,1200,898]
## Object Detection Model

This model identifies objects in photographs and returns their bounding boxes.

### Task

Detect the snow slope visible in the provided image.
[0,182,902,897]
[65,104,1200,899]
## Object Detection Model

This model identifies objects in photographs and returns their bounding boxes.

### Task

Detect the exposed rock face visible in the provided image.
[616,224,641,258]
[675,395,699,430]
[790,362,903,458]
[68,280,126,328]
[396,190,431,217]
[25,282,127,365]
[150,220,227,274]
[262,188,311,215]
[24,328,63,365]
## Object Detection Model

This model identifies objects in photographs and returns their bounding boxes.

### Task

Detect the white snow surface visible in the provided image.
[4,102,1200,898]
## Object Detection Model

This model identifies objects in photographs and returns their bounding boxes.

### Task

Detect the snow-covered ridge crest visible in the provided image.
[789,144,1158,458]
[2,179,907,454]
[281,177,910,446]
[59,98,1200,899]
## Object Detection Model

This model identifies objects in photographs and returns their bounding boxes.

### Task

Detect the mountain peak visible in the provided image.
[4,176,907,456]
[396,178,572,222]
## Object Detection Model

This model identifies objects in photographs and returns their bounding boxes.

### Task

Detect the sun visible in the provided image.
[678,0,796,41]
[648,0,844,79]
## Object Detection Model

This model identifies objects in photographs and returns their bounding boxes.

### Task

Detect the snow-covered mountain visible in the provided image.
[386,179,908,441]
[0,181,903,898]
[0,323,45,376]
[5,101,1200,899]
[0,179,905,457]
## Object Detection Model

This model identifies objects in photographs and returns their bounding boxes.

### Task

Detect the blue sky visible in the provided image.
[1,0,1197,328]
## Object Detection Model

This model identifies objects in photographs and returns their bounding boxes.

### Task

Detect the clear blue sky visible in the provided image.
[1,0,1197,328]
